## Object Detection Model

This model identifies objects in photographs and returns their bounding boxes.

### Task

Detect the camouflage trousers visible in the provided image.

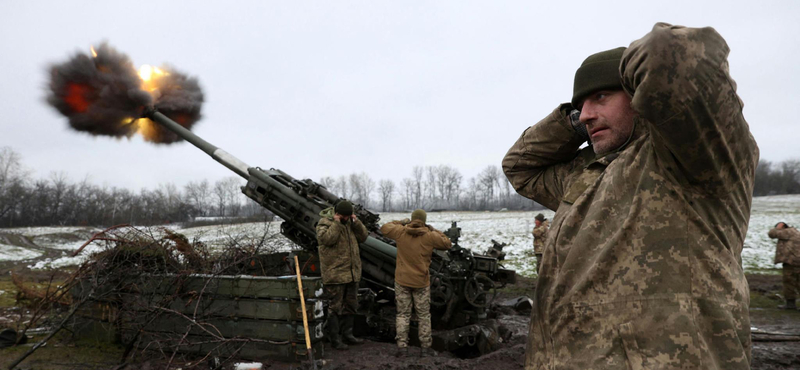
[395,282,432,348]
[325,281,359,316]
[784,264,800,301]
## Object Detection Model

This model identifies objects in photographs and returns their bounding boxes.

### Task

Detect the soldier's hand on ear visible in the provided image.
[570,109,590,142]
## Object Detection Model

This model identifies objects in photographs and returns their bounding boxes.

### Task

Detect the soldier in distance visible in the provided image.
[769,222,800,310]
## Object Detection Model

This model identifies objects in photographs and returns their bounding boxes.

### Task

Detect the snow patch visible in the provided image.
[1,226,99,237]
[0,243,41,261]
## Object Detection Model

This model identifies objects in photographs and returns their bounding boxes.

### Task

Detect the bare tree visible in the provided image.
[435,165,448,205]
[464,177,480,210]
[348,172,375,207]
[781,160,800,194]
[360,173,376,208]
[184,180,211,217]
[0,147,29,221]
[425,166,437,205]
[348,173,363,204]
[212,177,243,218]
[479,165,500,209]
[213,179,228,217]
[446,167,463,206]
[0,147,28,187]
[434,165,462,208]
[335,175,349,198]
[224,177,244,217]
[319,176,336,193]
[412,166,423,208]
[378,179,395,211]
[400,178,414,211]
[49,172,70,224]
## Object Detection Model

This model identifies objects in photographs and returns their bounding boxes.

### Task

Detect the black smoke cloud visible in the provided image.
[46,42,204,144]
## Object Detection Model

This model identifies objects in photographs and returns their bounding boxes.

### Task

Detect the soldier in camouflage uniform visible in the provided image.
[503,23,758,369]
[381,209,452,357]
[532,213,549,274]
[768,222,800,310]
[316,200,369,350]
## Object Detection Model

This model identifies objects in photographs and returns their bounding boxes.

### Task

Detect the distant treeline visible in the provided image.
[754,159,800,196]
[318,164,540,213]
[7,146,798,228]
[0,147,268,228]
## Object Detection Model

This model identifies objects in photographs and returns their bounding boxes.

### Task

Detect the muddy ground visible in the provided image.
[1,271,799,370]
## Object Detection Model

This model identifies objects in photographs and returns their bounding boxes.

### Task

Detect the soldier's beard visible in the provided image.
[340,219,349,224]
[589,116,636,155]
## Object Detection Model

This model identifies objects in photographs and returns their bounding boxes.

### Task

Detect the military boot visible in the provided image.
[326,314,348,350]
[342,315,364,345]
[778,300,797,310]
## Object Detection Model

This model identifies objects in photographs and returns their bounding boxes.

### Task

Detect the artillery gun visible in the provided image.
[142,108,516,353]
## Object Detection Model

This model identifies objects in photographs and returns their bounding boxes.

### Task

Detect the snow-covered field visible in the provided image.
[1,194,799,277]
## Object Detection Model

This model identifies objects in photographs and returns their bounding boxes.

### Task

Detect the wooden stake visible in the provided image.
[294,255,318,370]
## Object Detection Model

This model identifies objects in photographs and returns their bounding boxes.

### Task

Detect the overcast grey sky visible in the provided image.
[1,1,798,191]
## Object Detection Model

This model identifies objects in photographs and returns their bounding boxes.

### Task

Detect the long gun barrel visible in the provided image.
[149,111,251,180]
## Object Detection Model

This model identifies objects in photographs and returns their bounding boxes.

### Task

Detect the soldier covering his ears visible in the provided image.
[503,23,758,369]
[769,222,800,310]
[381,209,452,357]
[316,200,369,350]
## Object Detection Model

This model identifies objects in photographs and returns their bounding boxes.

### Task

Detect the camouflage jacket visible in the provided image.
[381,219,452,288]
[502,24,758,370]
[769,227,800,266]
[532,221,549,254]
[315,207,369,285]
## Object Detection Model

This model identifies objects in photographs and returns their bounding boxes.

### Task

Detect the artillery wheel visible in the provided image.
[430,274,453,307]
[464,274,496,308]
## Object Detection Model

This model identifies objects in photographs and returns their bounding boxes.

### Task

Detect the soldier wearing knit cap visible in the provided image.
[503,23,758,369]
[381,209,451,357]
[316,200,369,350]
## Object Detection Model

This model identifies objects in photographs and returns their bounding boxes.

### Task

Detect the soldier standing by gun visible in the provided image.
[316,200,369,350]
[381,209,452,357]
[532,213,548,274]
[769,222,800,310]
[503,23,758,369]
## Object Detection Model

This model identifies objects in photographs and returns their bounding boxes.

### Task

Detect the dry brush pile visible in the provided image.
[8,224,299,369]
